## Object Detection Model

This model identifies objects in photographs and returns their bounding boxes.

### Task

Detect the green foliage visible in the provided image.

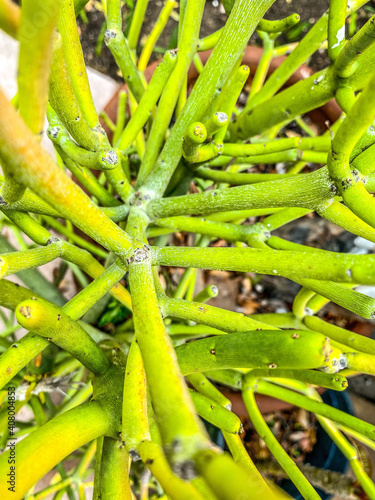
[0,0,375,499]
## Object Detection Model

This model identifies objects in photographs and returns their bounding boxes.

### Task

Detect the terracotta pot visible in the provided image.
[102,46,342,417]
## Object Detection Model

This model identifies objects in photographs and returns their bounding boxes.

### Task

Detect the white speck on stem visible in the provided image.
[331,26,345,49]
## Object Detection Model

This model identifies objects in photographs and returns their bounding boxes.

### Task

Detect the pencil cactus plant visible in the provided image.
[0,0,375,498]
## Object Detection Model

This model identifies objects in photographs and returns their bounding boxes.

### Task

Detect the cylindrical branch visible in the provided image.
[193,285,218,303]
[154,216,246,242]
[122,338,150,458]
[197,28,223,51]
[224,136,331,157]
[127,252,210,475]
[49,39,103,152]
[104,0,145,102]
[0,89,134,256]
[344,351,375,376]
[335,14,375,77]
[252,379,375,440]
[1,209,53,246]
[138,441,206,500]
[141,0,277,196]
[161,295,278,332]
[214,64,250,144]
[0,279,43,310]
[0,241,62,278]
[62,259,130,317]
[118,50,178,152]
[182,114,227,164]
[231,0,369,130]
[195,162,294,185]
[186,372,231,409]
[241,386,321,500]
[47,105,132,203]
[0,401,110,499]
[0,189,61,218]
[206,369,243,391]
[15,298,110,375]
[258,13,300,33]
[47,122,120,171]
[328,71,375,229]
[245,368,348,391]
[127,0,149,51]
[328,0,347,62]
[232,67,334,139]
[193,448,274,500]
[317,199,375,245]
[176,330,332,375]
[99,437,132,500]
[112,89,128,146]
[0,332,49,391]
[18,0,60,135]
[58,0,101,130]
[137,0,177,71]
[352,141,375,176]
[0,235,64,305]
[303,388,375,500]
[154,208,310,246]
[189,389,242,434]
[135,0,206,187]
[147,166,335,218]
[296,278,375,319]
[153,245,375,285]
[304,315,375,355]
[0,0,20,38]
[223,431,266,485]
[3,0,60,204]
[0,202,131,310]
[233,42,375,140]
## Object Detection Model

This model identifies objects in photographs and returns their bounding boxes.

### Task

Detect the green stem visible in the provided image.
[99,437,132,499]
[0,0,20,39]
[105,0,145,102]
[254,379,375,440]
[127,0,149,50]
[161,295,277,331]
[335,14,375,78]
[176,330,330,374]
[186,372,231,409]
[58,0,101,130]
[0,402,110,499]
[138,441,205,499]
[328,70,375,228]
[242,385,320,500]
[138,0,177,71]
[141,0,277,196]
[15,298,110,375]
[119,50,178,152]
[189,389,242,434]
[153,245,375,284]
[328,0,347,62]
[0,90,135,256]
[304,315,375,355]
[122,337,150,457]
[127,247,209,474]
[136,0,205,186]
